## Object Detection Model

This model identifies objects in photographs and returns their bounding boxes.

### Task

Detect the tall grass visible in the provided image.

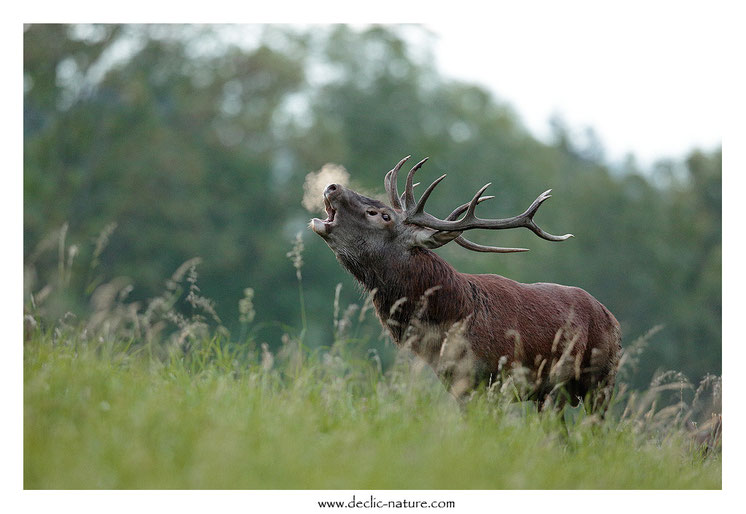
[23,227,721,489]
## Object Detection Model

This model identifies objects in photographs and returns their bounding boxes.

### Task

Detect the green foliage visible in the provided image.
[24,321,721,489]
[23,235,721,489]
[24,24,721,389]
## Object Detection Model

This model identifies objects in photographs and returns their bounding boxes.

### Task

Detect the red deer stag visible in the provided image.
[310,156,621,411]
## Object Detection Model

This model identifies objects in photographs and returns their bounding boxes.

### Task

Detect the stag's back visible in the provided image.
[464,272,621,400]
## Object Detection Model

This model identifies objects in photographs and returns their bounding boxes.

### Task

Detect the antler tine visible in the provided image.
[413,174,448,215]
[530,225,573,241]
[400,183,420,206]
[525,189,552,216]
[385,155,410,210]
[446,195,494,221]
[454,236,529,253]
[518,189,573,241]
[403,157,429,210]
[464,183,492,219]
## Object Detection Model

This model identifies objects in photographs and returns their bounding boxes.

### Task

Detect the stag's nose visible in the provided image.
[324,184,339,195]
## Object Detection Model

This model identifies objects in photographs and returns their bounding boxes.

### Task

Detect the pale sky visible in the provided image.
[219,14,724,167]
[24,12,727,168]
[426,4,724,165]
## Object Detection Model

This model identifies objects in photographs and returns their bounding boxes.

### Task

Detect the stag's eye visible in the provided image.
[381,213,391,221]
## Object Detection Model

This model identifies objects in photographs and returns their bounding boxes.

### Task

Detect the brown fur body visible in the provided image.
[341,246,621,404]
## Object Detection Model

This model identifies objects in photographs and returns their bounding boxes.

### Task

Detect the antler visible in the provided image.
[445,196,529,253]
[383,156,573,252]
[384,155,410,210]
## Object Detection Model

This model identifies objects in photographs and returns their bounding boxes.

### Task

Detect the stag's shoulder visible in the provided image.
[466,273,596,304]
[465,273,571,292]
[525,281,605,306]
[462,272,530,300]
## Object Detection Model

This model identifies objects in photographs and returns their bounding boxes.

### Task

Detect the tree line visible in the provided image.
[24,24,721,386]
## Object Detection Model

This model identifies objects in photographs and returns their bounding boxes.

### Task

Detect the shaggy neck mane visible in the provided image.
[337,247,472,342]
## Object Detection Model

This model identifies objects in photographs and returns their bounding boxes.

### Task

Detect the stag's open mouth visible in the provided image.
[310,196,337,237]
[323,196,336,223]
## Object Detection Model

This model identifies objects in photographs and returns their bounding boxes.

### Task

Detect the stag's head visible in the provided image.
[310,156,572,268]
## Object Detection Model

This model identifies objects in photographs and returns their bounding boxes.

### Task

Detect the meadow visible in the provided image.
[23,257,721,489]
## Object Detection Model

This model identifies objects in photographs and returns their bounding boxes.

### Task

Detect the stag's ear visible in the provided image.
[413,228,462,249]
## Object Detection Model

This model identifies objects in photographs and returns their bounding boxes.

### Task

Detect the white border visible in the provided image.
[7,1,742,511]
